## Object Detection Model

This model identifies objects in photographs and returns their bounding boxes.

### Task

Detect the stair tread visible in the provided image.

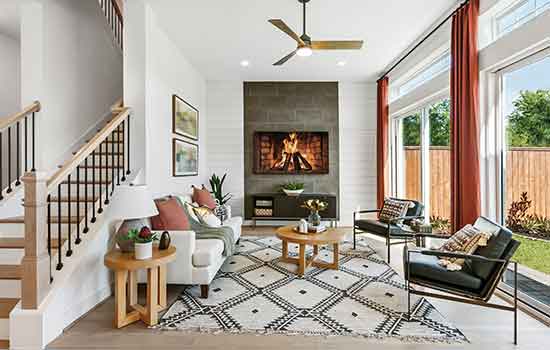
[0,265,22,280]
[61,180,111,185]
[0,298,19,318]
[0,340,8,349]
[49,196,99,202]
[0,237,65,249]
[0,217,24,224]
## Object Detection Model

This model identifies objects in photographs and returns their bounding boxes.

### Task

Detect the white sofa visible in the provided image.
[161,194,242,298]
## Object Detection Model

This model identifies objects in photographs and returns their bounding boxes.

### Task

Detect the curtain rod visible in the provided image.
[378,0,469,82]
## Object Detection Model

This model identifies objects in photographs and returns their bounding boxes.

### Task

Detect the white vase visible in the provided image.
[224,204,232,220]
[134,242,152,260]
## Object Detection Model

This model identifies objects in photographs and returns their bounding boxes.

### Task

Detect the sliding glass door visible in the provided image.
[498,49,550,316]
[392,98,451,231]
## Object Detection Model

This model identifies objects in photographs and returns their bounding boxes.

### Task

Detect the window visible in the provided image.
[391,52,451,101]
[496,0,550,38]
[392,98,451,233]
[498,50,550,316]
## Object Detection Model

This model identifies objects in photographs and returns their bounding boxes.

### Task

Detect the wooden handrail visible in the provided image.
[47,107,131,192]
[0,101,41,132]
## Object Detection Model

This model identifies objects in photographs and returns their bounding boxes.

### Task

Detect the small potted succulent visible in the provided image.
[281,182,305,197]
[301,199,328,227]
[125,227,159,260]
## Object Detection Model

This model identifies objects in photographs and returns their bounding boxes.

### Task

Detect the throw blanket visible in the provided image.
[180,200,236,257]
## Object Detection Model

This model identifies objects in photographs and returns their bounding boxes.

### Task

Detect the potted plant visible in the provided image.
[209,173,232,221]
[281,182,305,196]
[125,227,159,260]
[301,199,328,227]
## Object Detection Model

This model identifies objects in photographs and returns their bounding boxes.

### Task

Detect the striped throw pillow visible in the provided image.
[379,198,411,223]
[438,224,492,271]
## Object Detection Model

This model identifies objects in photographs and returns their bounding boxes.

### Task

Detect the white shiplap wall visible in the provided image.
[206,81,245,216]
[338,82,378,226]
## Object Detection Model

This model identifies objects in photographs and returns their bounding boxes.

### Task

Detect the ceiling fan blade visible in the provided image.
[311,40,364,50]
[273,50,297,66]
[269,19,305,46]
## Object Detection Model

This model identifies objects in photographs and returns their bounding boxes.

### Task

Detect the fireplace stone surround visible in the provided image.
[244,82,340,220]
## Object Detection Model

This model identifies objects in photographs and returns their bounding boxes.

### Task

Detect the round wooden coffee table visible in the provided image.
[104,246,176,328]
[276,225,347,276]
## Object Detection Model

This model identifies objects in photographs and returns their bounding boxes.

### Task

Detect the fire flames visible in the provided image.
[272,132,314,172]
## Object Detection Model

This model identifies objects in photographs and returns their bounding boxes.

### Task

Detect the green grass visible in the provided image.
[512,234,550,274]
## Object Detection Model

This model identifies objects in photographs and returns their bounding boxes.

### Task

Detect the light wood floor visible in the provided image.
[48,227,550,350]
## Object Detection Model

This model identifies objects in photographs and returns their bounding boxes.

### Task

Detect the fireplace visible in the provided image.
[254,132,329,174]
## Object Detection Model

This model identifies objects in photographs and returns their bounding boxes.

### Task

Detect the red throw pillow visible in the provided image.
[192,186,217,209]
[151,198,189,230]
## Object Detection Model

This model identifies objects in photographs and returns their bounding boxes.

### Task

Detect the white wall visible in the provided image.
[0,33,20,118]
[21,0,123,171]
[206,81,244,216]
[143,6,208,197]
[339,83,378,226]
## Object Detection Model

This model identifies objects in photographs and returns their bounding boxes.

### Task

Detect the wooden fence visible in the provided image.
[404,146,550,219]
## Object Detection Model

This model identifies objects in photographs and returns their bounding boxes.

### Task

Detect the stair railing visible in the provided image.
[99,0,123,50]
[0,101,40,201]
[21,103,131,309]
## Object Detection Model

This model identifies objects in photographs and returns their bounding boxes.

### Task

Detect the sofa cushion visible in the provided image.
[405,247,483,292]
[151,198,189,230]
[355,219,400,236]
[192,186,217,209]
[193,206,222,228]
[472,217,513,280]
[223,216,243,242]
[192,239,224,267]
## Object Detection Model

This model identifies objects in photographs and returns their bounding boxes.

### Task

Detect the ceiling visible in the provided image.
[148,0,458,82]
[0,0,20,40]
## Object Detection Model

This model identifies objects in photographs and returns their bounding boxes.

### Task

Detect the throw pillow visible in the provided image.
[192,186,217,210]
[193,206,222,228]
[379,198,411,223]
[151,197,190,230]
[437,224,492,271]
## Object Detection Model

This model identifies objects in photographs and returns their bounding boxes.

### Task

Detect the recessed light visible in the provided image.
[240,60,250,67]
[337,61,347,67]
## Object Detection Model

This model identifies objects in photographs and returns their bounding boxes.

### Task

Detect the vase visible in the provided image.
[159,231,171,250]
[134,242,152,260]
[308,210,321,227]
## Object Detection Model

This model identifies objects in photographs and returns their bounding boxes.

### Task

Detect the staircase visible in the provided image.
[0,100,132,349]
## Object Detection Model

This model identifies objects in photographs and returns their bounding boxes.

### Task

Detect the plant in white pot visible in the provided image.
[125,227,159,260]
[281,182,305,197]
[209,173,232,222]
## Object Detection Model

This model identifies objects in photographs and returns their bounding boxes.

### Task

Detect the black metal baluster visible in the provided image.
[56,184,63,270]
[91,150,97,223]
[31,112,36,171]
[121,120,126,181]
[0,132,3,200]
[76,166,81,244]
[111,131,115,194]
[66,175,72,257]
[47,194,52,282]
[126,116,131,175]
[104,137,110,205]
[84,157,89,233]
[24,116,28,173]
[7,127,12,193]
[15,122,20,186]
[98,142,103,214]
[116,125,121,186]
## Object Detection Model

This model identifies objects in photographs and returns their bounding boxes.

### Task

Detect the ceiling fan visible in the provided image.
[269,0,364,66]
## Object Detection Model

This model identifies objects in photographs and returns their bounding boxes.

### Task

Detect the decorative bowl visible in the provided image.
[283,189,304,197]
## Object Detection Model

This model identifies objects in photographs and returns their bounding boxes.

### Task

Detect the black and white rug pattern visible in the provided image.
[156,235,467,343]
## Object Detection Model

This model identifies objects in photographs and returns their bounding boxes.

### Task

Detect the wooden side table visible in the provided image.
[104,246,176,328]
[276,226,347,276]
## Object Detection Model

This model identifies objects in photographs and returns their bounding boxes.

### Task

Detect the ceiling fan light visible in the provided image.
[296,46,313,57]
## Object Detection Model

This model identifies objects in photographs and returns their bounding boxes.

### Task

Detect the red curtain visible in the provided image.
[450,0,481,232]
[377,77,389,209]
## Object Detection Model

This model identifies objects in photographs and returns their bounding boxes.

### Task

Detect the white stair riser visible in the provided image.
[0,318,9,339]
[0,280,20,298]
[0,224,24,237]
[0,249,24,265]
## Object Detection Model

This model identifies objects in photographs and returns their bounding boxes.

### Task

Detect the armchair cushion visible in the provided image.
[354,219,400,236]
[471,217,513,280]
[404,246,483,292]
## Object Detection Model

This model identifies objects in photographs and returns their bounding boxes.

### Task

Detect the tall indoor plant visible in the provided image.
[209,173,232,221]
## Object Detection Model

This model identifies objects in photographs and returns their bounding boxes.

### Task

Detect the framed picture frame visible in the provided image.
[172,94,199,140]
[172,138,198,177]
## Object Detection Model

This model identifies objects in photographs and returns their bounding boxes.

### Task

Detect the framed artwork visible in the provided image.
[172,138,198,177]
[172,94,199,140]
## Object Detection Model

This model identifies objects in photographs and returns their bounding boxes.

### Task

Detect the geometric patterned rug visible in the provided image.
[156,235,467,343]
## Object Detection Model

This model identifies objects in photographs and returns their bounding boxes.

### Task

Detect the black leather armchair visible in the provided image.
[353,198,424,263]
[404,216,521,344]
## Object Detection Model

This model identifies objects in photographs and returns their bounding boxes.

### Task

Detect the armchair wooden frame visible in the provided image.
[353,209,424,263]
[406,248,519,345]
